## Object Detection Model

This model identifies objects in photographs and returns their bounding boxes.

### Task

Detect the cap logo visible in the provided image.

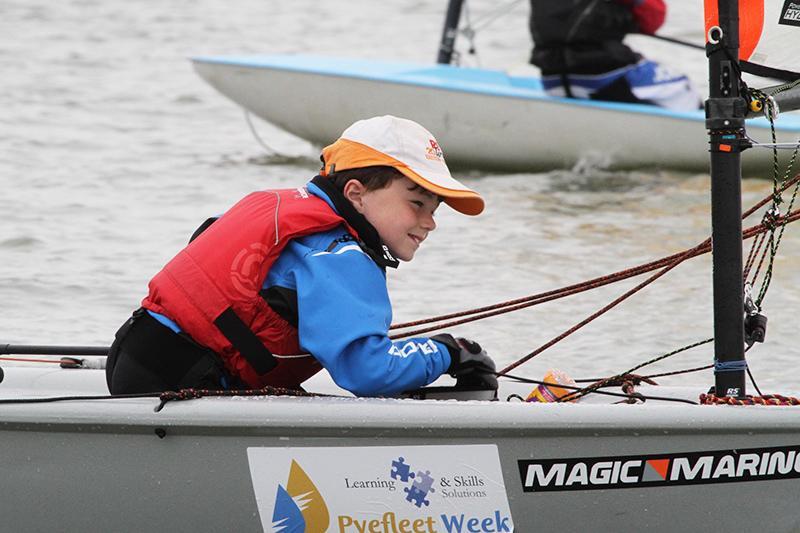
[425,139,444,162]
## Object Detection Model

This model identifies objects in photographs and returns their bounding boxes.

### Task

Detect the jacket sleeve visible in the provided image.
[290,243,452,397]
[616,0,666,35]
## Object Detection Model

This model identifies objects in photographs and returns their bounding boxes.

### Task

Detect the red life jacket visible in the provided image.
[141,187,351,388]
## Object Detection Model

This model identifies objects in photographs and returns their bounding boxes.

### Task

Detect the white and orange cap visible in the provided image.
[319,115,484,216]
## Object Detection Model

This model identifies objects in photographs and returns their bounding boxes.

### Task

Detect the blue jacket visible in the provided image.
[150,179,452,396]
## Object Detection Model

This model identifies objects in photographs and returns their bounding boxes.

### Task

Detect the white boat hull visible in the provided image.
[191,55,800,174]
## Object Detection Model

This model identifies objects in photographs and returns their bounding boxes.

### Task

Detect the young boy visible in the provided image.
[105,115,497,397]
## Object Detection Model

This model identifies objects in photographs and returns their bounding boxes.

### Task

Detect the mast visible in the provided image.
[437,0,465,64]
[707,0,747,397]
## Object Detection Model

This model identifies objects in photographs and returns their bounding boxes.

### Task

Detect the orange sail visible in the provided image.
[704,0,798,78]
[703,0,763,60]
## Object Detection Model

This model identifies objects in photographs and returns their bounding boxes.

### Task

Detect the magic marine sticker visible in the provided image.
[518,444,800,493]
[248,445,513,532]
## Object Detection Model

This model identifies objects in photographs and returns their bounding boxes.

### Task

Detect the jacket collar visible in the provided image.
[310,175,399,269]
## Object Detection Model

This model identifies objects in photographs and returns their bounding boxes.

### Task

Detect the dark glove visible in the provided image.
[432,334,498,391]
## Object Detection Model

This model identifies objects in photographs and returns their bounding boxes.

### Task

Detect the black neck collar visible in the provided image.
[310,175,399,269]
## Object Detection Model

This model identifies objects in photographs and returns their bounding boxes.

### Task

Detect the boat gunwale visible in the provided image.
[2,394,800,437]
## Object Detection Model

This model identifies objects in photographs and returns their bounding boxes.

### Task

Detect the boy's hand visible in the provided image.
[432,334,498,390]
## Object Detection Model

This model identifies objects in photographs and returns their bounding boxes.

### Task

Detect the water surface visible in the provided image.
[2,0,798,390]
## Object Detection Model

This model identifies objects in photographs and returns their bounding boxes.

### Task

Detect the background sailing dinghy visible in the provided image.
[4,1,800,532]
[191,54,800,174]
[191,0,800,174]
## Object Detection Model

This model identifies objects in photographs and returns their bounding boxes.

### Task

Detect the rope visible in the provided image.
[745,88,800,308]
[756,173,800,306]
[642,363,713,380]
[462,0,525,33]
[500,372,698,405]
[552,93,798,404]
[452,0,525,65]
[575,338,714,385]
[460,1,478,66]
[747,364,764,397]
[699,393,800,406]
[390,176,800,339]
[0,392,160,405]
[393,209,800,358]
[553,195,799,400]
[715,359,748,372]
[155,386,339,412]
[498,241,704,376]
[496,208,799,377]
[406,196,798,378]
[559,338,714,403]
[0,386,335,410]
[0,356,67,365]
[244,110,279,156]
[742,230,767,281]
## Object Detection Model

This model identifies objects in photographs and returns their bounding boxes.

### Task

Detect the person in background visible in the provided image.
[105,115,497,398]
[529,0,702,110]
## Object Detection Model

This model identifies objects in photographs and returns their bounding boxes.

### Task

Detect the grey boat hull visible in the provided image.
[1,367,799,531]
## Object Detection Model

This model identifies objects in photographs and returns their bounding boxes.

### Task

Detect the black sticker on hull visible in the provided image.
[518,444,800,492]
[780,1,800,26]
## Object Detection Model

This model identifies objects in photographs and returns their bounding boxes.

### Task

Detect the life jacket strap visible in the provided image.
[213,307,278,375]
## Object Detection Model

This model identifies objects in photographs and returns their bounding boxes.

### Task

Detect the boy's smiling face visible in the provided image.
[345,176,440,262]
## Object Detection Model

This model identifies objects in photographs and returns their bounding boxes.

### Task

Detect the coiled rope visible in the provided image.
[700,393,800,406]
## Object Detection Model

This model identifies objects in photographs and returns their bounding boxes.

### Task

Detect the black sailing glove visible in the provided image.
[432,334,498,391]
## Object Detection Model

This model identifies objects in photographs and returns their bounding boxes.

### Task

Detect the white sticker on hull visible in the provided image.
[247,444,513,532]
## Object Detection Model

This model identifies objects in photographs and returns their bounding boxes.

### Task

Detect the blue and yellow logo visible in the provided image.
[272,460,330,533]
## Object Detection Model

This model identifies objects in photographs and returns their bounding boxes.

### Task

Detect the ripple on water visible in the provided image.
[173,94,202,105]
[246,153,320,169]
[0,236,43,249]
